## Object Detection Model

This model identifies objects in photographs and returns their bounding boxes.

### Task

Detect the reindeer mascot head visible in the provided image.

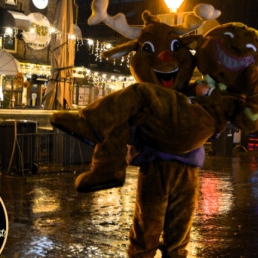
[101,11,200,90]
[195,22,258,129]
[89,0,220,91]
[196,22,258,95]
[50,1,258,257]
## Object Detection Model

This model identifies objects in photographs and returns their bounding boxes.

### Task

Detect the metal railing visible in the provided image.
[0,121,93,175]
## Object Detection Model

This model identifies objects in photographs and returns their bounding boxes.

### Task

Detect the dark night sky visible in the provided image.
[74,0,258,68]
[180,0,258,29]
[76,0,258,35]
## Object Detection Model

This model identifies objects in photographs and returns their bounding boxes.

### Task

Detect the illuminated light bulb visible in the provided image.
[29,27,36,34]
[49,26,56,34]
[164,0,184,12]
[105,43,112,49]
[5,27,13,36]
[88,39,94,45]
[69,34,76,40]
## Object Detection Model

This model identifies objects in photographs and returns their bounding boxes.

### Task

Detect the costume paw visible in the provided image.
[50,111,103,146]
[74,170,125,193]
[245,108,258,121]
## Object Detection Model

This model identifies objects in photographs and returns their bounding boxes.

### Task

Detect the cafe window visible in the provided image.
[2,75,23,108]
[0,28,17,52]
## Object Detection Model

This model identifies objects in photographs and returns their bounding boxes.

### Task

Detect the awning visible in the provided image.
[74,24,82,39]
[0,49,21,75]
[0,8,31,31]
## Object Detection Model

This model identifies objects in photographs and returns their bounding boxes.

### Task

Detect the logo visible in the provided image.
[22,13,51,50]
[0,197,8,254]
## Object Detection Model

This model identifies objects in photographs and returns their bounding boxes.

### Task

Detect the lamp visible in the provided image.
[158,0,185,25]
[164,0,184,13]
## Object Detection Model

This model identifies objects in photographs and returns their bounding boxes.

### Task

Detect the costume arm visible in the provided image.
[194,92,258,134]
[81,82,217,154]
[231,94,258,133]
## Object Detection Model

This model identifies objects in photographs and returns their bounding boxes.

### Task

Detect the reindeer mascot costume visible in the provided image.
[195,22,258,122]
[51,1,258,257]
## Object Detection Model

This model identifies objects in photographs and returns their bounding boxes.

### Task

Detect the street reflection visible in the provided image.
[188,155,258,257]
[26,236,54,257]
[32,187,60,214]
[2,157,258,257]
[188,168,234,257]
[198,171,233,217]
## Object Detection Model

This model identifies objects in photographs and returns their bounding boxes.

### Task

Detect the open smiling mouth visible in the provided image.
[154,68,179,88]
[215,40,255,71]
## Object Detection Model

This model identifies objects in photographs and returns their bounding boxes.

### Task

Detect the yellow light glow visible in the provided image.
[5,27,13,36]
[105,43,112,49]
[29,27,36,34]
[88,39,94,46]
[164,0,185,12]
[49,26,56,34]
[69,34,76,40]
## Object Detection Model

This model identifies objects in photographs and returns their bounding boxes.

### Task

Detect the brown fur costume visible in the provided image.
[195,22,258,130]
[50,4,258,258]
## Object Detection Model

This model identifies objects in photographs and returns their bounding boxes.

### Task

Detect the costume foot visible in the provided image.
[50,111,103,146]
[74,170,126,193]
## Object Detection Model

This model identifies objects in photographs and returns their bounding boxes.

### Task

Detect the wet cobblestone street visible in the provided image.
[1,154,258,257]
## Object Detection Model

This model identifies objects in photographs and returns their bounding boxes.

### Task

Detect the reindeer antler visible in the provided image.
[88,0,142,39]
[88,0,221,38]
[193,4,221,21]
[174,4,221,34]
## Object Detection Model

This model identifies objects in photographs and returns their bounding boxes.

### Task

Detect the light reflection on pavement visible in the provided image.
[1,155,258,257]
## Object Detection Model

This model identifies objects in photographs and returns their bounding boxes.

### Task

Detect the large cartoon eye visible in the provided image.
[171,39,180,51]
[224,31,234,38]
[246,43,257,52]
[141,41,155,53]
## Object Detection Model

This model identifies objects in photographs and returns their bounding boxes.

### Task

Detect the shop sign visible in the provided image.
[22,13,51,50]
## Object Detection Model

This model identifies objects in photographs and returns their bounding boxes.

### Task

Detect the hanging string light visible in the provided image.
[84,38,133,69]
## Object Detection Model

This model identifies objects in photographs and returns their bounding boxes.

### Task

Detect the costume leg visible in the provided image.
[127,160,173,258]
[127,160,199,258]
[74,123,130,192]
[160,164,199,258]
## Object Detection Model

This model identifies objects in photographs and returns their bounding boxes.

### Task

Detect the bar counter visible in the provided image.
[0,109,55,129]
[0,109,93,175]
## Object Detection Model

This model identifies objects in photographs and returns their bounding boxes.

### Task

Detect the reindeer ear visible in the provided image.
[102,40,138,59]
[181,34,204,50]
[142,10,160,25]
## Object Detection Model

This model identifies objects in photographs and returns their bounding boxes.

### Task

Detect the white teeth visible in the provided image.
[215,41,255,71]
[154,68,179,73]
